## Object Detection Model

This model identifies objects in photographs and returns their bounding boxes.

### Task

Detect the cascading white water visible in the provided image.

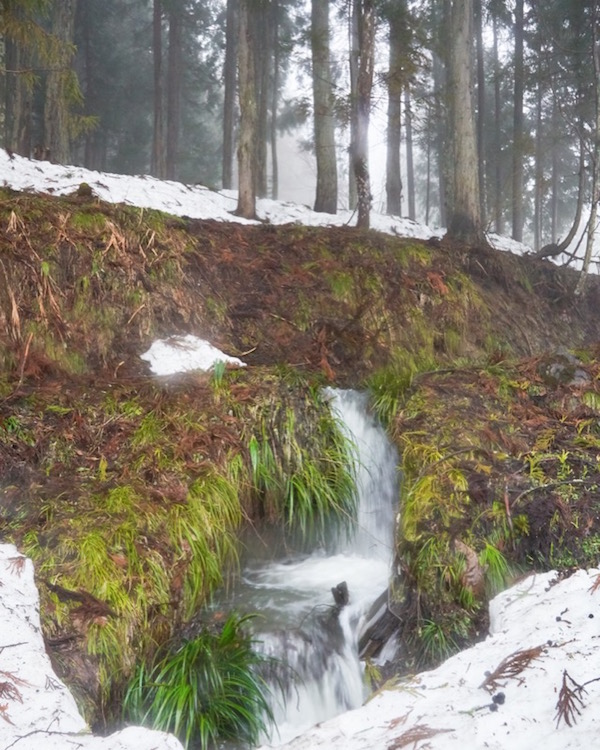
[224,389,398,747]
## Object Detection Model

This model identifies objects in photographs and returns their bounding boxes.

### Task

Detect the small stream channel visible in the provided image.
[217,389,399,746]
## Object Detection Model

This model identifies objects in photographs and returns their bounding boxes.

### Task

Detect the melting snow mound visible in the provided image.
[0,543,183,750]
[140,334,245,375]
[263,568,600,750]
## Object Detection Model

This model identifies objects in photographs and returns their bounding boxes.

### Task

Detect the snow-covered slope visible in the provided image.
[260,569,600,750]
[0,544,183,750]
[0,150,533,256]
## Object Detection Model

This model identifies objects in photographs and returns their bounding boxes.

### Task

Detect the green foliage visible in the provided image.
[479,542,512,596]
[123,615,274,749]
[245,398,357,546]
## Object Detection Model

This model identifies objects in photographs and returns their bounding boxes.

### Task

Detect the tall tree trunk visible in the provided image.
[152,0,166,178]
[352,0,375,229]
[236,0,257,219]
[44,0,77,164]
[446,0,484,244]
[270,0,280,200]
[576,1,600,293]
[166,0,183,181]
[491,13,503,234]
[348,1,359,210]
[432,0,448,227]
[512,0,524,241]
[385,8,403,216]
[222,0,239,190]
[312,0,338,214]
[405,86,415,220]
[474,0,485,224]
[5,33,33,156]
[255,1,271,198]
[533,69,543,252]
[550,100,559,243]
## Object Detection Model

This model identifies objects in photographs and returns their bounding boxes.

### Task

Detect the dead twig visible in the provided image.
[387,724,453,749]
[480,645,545,692]
[555,670,586,727]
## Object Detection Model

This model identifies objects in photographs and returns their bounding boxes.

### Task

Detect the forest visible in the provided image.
[2,1,598,256]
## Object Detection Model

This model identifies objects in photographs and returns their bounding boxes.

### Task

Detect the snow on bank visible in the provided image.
[0,543,183,750]
[140,334,245,375]
[0,150,441,244]
[260,568,600,750]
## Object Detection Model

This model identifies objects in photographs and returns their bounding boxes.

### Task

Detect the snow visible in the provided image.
[140,334,245,375]
[0,543,183,750]
[1,153,598,749]
[0,149,441,243]
[260,568,600,750]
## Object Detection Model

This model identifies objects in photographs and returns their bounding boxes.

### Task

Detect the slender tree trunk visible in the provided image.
[474,0,485,223]
[432,0,448,227]
[512,0,524,241]
[222,0,239,190]
[550,100,559,243]
[270,0,280,200]
[348,0,359,210]
[533,70,543,252]
[492,13,503,234]
[152,0,166,178]
[166,0,183,180]
[385,9,403,216]
[446,0,483,244]
[576,2,600,293]
[5,33,33,156]
[255,1,271,198]
[405,86,415,220]
[312,0,338,213]
[236,0,257,218]
[44,0,77,164]
[352,0,375,229]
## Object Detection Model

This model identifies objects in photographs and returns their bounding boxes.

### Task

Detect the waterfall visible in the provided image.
[223,389,398,747]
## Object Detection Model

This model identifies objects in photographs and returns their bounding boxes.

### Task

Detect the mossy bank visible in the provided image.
[1,187,600,737]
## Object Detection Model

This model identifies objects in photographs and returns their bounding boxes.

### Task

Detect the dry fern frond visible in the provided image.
[480,645,545,691]
[6,556,25,577]
[0,681,22,703]
[555,670,586,727]
[387,724,453,749]
[0,703,13,725]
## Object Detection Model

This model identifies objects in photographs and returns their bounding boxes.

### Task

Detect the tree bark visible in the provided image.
[5,32,33,157]
[43,0,78,164]
[312,0,338,214]
[576,1,600,293]
[255,0,271,198]
[385,7,403,217]
[352,0,375,229]
[446,0,484,244]
[491,12,503,234]
[236,0,258,219]
[512,0,524,242]
[270,0,280,200]
[166,0,183,181]
[222,0,239,190]
[474,0,485,224]
[405,86,415,220]
[152,0,166,178]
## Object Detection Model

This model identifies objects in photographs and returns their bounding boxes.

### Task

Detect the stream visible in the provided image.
[218,389,399,746]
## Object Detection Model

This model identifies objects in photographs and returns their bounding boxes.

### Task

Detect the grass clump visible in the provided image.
[123,614,274,749]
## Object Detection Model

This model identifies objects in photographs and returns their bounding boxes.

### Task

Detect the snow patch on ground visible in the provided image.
[260,569,600,750]
[0,543,183,750]
[140,334,245,375]
[0,150,523,251]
